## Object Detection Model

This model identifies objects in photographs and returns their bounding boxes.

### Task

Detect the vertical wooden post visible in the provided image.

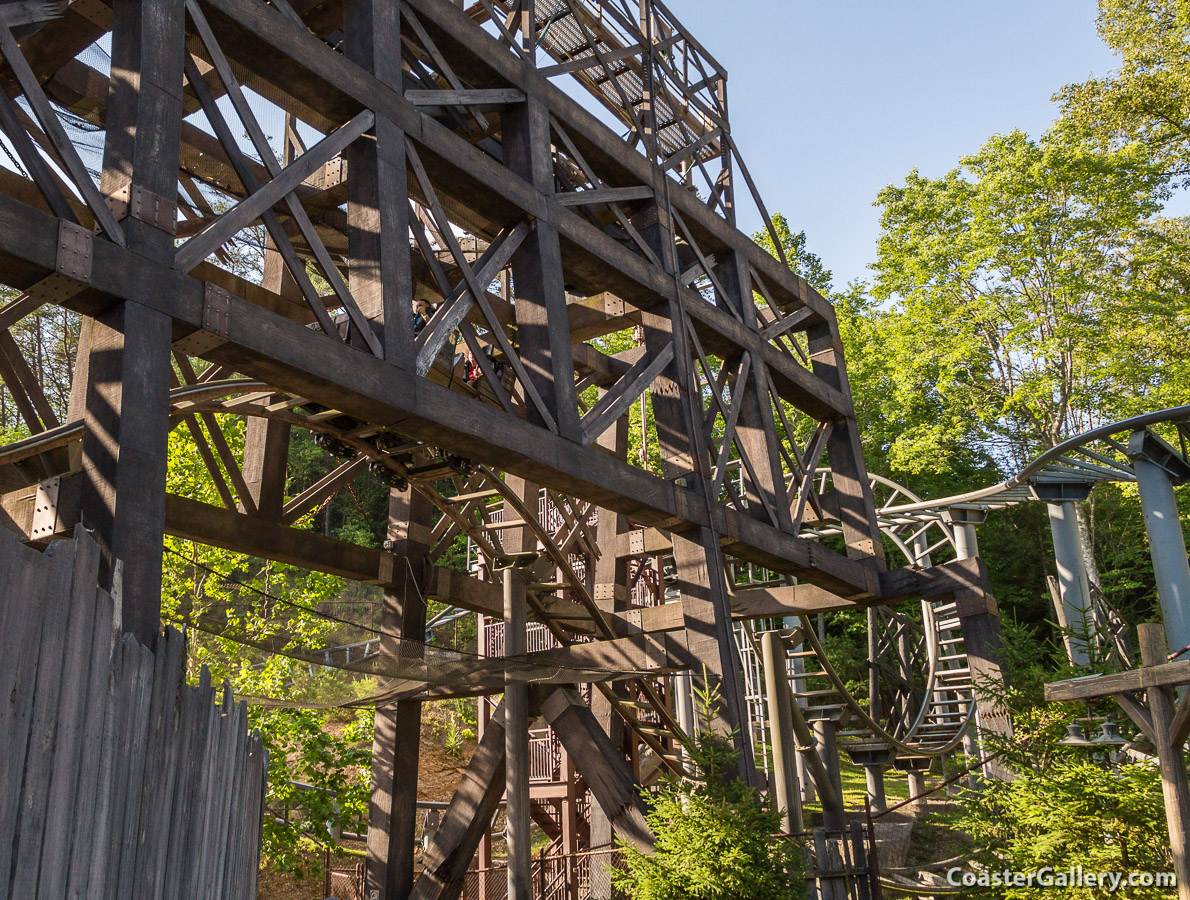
[504,95,580,440]
[761,630,802,833]
[504,566,531,900]
[367,489,432,900]
[241,235,299,521]
[589,419,629,899]
[805,316,885,566]
[344,0,415,366]
[241,416,290,520]
[713,253,792,532]
[1138,624,1190,900]
[78,0,187,647]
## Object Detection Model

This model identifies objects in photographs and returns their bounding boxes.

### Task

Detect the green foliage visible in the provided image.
[872,124,1187,468]
[952,762,1170,899]
[256,709,372,878]
[1059,0,1190,184]
[945,704,1171,898]
[754,213,835,296]
[614,683,806,900]
[162,407,376,877]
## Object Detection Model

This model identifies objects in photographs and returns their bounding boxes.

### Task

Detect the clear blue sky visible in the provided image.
[667,0,1120,287]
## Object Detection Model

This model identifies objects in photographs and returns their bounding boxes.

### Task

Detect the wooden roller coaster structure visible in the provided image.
[0,1,1008,898]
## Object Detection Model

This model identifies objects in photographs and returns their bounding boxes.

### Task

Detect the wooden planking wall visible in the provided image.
[0,526,266,900]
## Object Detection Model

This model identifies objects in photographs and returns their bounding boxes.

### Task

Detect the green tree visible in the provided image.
[872,124,1187,471]
[948,707,1171,899]
[754,213,834,295]
[162,413,375,877]
[614,684,806,900]
[1059,0,1190,184]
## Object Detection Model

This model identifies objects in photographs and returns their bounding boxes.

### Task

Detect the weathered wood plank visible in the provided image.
[11,537,77,895]
[36,529,100,900]
[64,582,115,900]
[541,687,653,852]
[0,532,55,900]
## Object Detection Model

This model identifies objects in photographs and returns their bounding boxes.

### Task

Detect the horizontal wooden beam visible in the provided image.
[1046,661,1190,703]
[164,493,388,581]
[0,190,877,598]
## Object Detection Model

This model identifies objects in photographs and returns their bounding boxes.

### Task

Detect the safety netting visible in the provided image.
[161,547,636,709]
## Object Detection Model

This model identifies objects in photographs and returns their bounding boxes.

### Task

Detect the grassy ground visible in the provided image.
[800,756,934,818]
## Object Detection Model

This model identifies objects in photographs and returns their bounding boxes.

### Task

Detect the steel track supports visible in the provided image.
[1032,481,1099,668]
[1128,430,1190,659]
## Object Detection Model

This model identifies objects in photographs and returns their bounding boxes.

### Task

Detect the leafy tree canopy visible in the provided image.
[1059,0,1190,183]
[871,124,1189,470]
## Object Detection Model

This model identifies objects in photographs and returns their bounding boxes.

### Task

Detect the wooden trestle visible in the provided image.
[0,2,1006,899]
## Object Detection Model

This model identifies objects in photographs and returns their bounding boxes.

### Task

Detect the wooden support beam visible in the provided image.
[164,494,388,581]
[588,416,630,898]
[345,0,415,366]
[1140,625,1190,900]
[368,485,433,900]
[77,0,187,646]
[540,687,653,852]
[504,566,531,900]
[242,415,291,520]
[504,95,580,440]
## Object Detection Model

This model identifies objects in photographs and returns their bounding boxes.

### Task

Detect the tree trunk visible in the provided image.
[1075,499,1101,590]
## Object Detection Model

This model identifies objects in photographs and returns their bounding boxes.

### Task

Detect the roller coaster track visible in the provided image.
[0,378,972,762]
[880,406,1190,519]
[7,385,1181,762]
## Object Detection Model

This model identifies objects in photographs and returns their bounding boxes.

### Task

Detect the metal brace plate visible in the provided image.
[31,476,60,540]
[69,0,112,28]
[622,609,643,634]
[24,220,93,306]
[56,219,93,282]
[173,282,232,355]
[652,378,681,398]
[320,156,345,189]
[628,529,645,556]
[603,294,626,318]
[203,282,231,337]
[105,184,178,235]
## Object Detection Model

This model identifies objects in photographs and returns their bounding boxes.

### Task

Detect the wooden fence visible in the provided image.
[0,526,266,899]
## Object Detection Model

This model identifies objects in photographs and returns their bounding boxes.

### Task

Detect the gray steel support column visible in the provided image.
[1046,500,1093,666]
[906,769,927,800]
[761,631,802,833]
[504,567,531,900]
[864,765,887,813]
[1129,431,1190,658]
[673,672,696,758]
[953,523,979,561]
